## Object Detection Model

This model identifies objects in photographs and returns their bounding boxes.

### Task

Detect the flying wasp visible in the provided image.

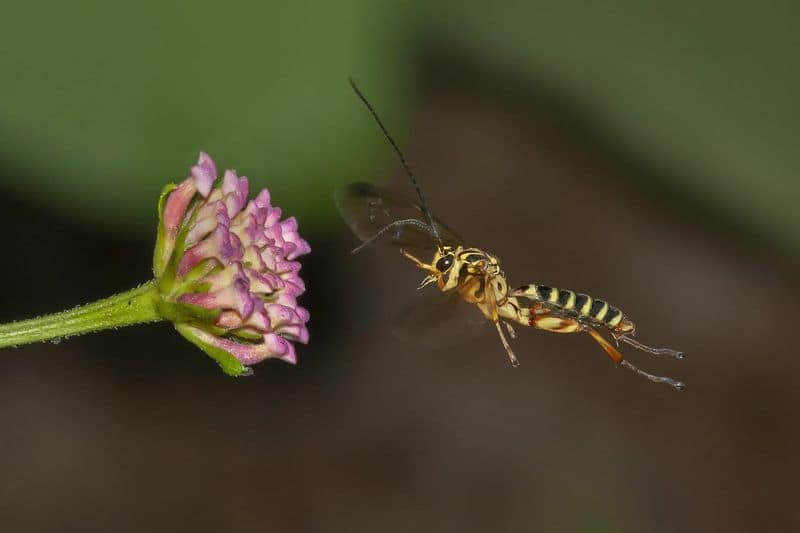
[337,80,685,391]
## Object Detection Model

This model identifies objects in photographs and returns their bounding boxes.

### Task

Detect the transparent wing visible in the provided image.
[391,288,490,349]
[335,182,464,254]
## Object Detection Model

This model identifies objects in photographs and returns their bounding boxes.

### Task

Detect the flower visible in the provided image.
[153,152,311,376]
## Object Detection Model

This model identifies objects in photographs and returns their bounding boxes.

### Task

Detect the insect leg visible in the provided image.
[503,321,517,339]
[494,321,519,367]
[531,312,684,391]
[615,334,684,360]
[618,360,685,390]
[585,327,684,390]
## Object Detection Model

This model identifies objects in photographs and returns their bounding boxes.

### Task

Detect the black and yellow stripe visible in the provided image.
[513,284,625,329]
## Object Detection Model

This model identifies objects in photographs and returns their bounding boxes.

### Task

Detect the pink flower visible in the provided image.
[153,152,310,376]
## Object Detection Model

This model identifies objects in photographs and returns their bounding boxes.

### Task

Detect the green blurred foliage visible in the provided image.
[1,1,797,252]
[0,0,415,233]
[426,1,800,251]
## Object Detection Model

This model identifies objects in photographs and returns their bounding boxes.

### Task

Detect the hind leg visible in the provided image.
[614,333,684,360]
[530,312,684,391]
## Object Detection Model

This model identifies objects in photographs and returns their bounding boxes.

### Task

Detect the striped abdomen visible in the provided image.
[512,284,634,333]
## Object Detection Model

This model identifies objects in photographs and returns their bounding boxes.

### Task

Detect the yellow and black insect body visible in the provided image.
[339,80,684,391]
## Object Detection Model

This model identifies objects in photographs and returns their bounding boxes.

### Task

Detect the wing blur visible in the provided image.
[335,182,464,254]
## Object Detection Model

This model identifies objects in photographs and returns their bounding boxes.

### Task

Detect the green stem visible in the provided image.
[0,280,162,349]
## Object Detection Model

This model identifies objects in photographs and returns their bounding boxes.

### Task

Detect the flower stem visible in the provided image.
[0,280,162,349]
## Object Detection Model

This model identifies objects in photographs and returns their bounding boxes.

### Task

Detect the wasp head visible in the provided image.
[434,246,456,273]
[423,245,460,291]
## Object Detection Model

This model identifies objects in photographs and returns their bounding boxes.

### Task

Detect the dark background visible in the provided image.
[1,2,798,532]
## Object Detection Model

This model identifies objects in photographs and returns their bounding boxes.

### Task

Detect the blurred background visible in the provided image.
[0,1,798,531]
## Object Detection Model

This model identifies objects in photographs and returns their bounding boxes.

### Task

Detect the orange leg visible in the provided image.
[585,327,624,364]
[530,313,684,391]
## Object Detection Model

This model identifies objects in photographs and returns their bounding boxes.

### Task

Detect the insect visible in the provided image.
[337,79,685,390]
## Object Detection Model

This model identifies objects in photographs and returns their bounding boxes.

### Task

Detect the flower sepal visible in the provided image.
[156,300,222,325]
[153,182,180,278]
[175,323,253,377]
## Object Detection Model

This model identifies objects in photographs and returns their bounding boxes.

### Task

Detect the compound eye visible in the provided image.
[435,254,454,272]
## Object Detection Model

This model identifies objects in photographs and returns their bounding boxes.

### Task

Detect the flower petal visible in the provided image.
[198,328,295,365]
[222,169,249,216]
[179,276,254,318]
[191,151,217,197]
[162,178,197,238]
[280,217,312,260]
[178,208,243,276]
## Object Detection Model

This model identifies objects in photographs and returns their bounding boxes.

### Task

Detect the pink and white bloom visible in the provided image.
[154,152,310,376]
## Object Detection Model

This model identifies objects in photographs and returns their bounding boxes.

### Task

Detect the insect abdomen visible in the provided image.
[513,284,632,332]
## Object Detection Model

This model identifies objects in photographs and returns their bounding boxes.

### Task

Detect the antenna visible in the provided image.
[349,78,442,245]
